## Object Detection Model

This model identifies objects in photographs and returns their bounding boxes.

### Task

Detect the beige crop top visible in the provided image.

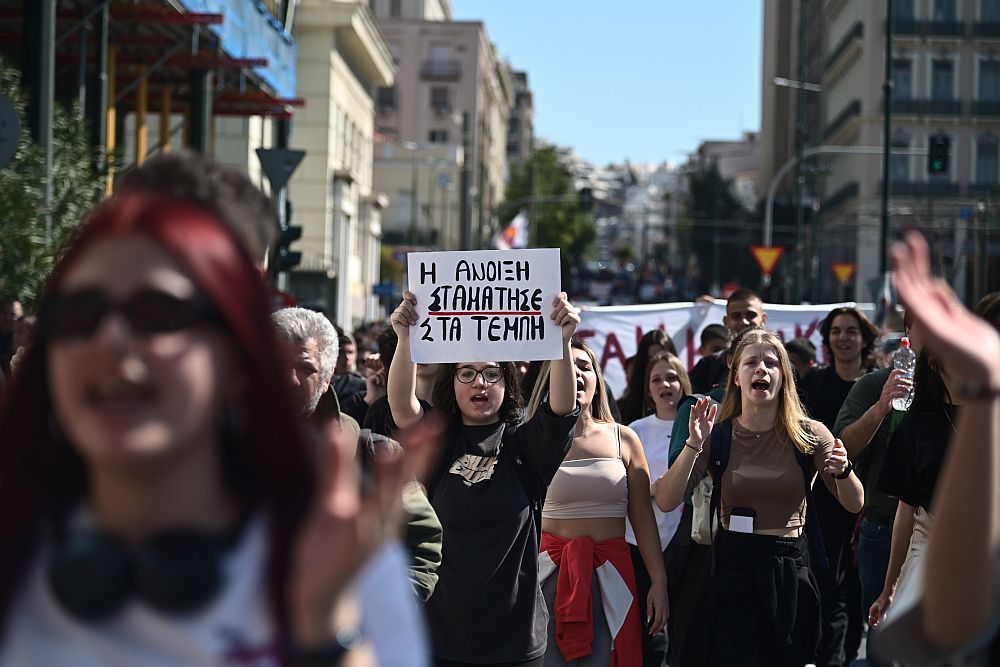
[542,425,629,520]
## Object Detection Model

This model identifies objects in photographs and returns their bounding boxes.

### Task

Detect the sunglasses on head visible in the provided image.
[454,365,504,384]
[41,288,223,340]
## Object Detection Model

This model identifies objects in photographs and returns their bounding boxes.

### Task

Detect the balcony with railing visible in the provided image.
[420,59,461,80]
[823,182,859,212]
[973,101,1000,116]
[891,19,966,37]
[975,22,1000,37]
[885,98,963,116]
[825,22,863,71]
[890,180,962,197]
[824,100,861,140]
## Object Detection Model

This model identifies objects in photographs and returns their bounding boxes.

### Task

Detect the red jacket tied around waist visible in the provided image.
[538,532,642,667]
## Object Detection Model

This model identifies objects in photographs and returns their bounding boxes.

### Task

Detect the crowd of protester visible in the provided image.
[0,152,998,667]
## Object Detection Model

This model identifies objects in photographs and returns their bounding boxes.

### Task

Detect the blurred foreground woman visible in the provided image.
[0,194,418,666]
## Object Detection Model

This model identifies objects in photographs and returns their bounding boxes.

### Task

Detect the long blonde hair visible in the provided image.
[526,339,614,422]
[718,328,818,454]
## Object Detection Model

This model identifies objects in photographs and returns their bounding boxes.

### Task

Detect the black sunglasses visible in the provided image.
[454,365,504,384]
[41,288,223,340]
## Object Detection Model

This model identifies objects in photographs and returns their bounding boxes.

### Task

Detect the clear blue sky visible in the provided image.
[449,1,763,167]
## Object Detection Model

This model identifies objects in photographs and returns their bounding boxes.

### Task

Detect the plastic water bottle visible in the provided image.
[891,337,916,411]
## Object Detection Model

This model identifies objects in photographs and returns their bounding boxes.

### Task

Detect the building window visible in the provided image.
[977,136,999,183]
[985,0,1000,22]
[376,87,396,112]
[894,0,915,21]
[934,0,957,21]
[932,60,955,99]
[429,43,452,61]
[428,129,449,143]
[390,0,401,17]
[394,190,412,227]
[892,138,911,182]
[430,87,451,113]
[893,59,913,99]
[509,117,521,136]
[982,62,1000,102]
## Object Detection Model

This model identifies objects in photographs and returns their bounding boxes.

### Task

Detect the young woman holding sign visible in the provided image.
[525,340,668,667]
[388,290,581,667]
[655,329,863,666]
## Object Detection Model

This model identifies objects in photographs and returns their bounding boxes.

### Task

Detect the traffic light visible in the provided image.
[276,225,302,271]
[928,135,950,174]
[578,187,594,211]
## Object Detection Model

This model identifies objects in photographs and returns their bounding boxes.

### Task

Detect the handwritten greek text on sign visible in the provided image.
[407,248,563,363]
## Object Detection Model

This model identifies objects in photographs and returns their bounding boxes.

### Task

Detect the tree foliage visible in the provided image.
[681,162,758,293]
[500,147,595,282]
[0,59,100,306]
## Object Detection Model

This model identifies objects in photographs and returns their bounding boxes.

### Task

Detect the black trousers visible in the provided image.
[628,543,668,667]
[662,505,712,667]
[705,531,821,667]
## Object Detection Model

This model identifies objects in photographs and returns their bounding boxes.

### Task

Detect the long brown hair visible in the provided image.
[526,338,612,422]
[0,194,314,650]
[717,328,819,454]
[617,329,678,424]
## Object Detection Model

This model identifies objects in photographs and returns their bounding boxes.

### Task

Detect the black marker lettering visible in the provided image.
[420,318,433,341]
[420,262,437,284]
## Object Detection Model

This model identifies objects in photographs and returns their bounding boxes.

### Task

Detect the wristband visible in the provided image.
[684,442,702,455]
[294,626,361,667]
[834,460,854,480]
[955,380,1000,401]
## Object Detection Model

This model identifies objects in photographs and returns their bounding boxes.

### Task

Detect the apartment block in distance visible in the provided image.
[766,0,1000,303]
[290,0,396,326]
[372,0,512,251]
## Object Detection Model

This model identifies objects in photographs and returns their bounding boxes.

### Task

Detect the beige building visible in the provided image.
[372,14,512,250]
[763,0,1000,303]
[289,0,395,327]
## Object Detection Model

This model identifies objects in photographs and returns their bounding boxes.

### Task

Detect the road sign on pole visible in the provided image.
[256,148,305,193]
[831,262,856,286]
[750,245,785,277]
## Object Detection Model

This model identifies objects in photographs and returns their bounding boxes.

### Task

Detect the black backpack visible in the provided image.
[706,420,829,570]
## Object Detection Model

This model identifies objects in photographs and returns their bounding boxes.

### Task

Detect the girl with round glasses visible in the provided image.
[388,290,581,667]
[0,192,416,666]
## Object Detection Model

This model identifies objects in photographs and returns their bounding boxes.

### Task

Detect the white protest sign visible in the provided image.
[578,300,873,396]
[407,248,563,363]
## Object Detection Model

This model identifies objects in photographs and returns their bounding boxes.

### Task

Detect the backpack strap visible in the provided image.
[706,420,733,574]
[794,447,829,570]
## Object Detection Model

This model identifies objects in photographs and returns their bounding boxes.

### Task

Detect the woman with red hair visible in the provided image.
[0,193,411,666]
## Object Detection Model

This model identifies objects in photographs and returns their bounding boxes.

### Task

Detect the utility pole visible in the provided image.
[793,0,808,303]
[880,0,894,275]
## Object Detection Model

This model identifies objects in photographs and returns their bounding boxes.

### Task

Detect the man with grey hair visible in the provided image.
[272,307,431,666]
[272,307,339,415]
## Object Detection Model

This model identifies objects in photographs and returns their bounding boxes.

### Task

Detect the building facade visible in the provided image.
[290,0,396,326]
[507,68,534,166]
[372,17,512,250]
[764,0,1000,303]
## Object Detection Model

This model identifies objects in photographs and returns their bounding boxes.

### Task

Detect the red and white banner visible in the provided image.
[577,300,868,396]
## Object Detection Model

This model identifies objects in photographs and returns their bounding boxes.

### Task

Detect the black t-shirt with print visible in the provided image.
[877,405,955,511]
[425,402,579,663]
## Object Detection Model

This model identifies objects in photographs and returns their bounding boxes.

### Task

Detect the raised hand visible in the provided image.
[892,231,1000,394]
[364,368,388,405]
[288,411,444,645]
[389,291,419,341]
[687,396,718,452]
[550,291,580,342]
[824,438,850,476]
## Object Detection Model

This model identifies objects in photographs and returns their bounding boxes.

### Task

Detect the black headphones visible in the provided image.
[47,520,246,622]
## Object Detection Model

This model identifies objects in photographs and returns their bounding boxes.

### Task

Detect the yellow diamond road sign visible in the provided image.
[750,245,785,275]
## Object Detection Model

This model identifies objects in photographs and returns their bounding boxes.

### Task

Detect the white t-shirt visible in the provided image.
[626,414,682,550]
[0,517,428,667]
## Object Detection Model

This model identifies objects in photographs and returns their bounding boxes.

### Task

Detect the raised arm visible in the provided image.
[387,292,424,431]
[891,230,1000,650]
[655,397,717,512]
[621,426,668,634]
[547,292,580,417]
